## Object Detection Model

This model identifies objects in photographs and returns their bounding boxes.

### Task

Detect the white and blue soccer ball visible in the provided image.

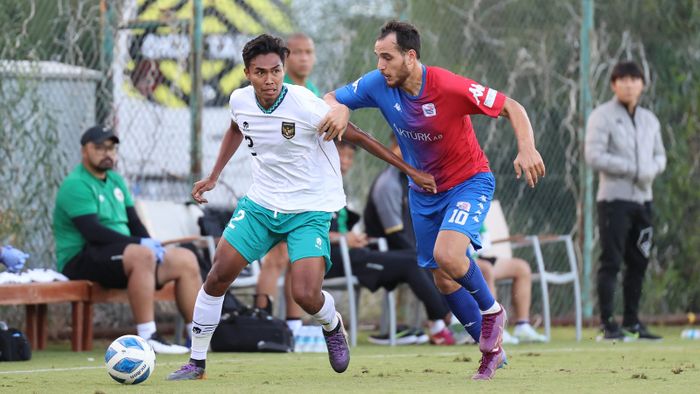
[105,335,156,385]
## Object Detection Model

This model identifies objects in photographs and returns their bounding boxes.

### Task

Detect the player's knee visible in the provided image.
[433,249,465,276]
[205,263,234,288]
[125,245,157,270]
[291,284,317,307]
[514,258,532,278]
[167,247,199,274]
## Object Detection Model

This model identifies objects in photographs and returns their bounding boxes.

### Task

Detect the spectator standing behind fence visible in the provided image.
[585,61,666,341]
[52,126,202,354]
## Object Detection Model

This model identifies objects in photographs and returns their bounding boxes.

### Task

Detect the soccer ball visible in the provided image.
[105,335,156,384]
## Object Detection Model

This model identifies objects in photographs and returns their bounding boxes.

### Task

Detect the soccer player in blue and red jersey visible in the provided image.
[319,20,545,380]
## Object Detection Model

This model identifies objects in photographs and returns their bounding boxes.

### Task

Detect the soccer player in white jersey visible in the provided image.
[167,34,436,380]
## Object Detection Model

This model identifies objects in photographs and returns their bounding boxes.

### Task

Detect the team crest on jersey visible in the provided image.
[113,188,125,202]
[281,121,295,139]
[422,103,437,117]
[242,121,249,131]
[456,201,471,212]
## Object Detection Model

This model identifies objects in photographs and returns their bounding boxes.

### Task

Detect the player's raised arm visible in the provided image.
[192,120,244,203]
[343,122,437,194]
[499,97,546,188]
[318,91,351,142]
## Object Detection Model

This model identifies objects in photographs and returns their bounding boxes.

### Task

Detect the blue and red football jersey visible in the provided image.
[335,66,506,192]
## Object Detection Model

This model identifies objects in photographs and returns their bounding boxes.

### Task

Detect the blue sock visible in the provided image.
[454,257,496,311]
[443,287,481,342]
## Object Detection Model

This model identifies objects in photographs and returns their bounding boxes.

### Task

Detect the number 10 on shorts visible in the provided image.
[448,209,469,225]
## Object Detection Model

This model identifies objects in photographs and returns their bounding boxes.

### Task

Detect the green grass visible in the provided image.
[1,327,698,393]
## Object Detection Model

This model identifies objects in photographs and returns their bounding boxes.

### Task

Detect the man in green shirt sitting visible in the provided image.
[53,126,202,354]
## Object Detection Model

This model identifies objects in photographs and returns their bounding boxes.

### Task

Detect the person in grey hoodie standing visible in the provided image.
[585,61,666,340]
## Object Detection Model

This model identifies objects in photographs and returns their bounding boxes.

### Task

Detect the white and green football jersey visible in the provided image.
[229,83,346,213]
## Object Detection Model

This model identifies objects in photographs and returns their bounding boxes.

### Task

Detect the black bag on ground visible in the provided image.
[0,324,32,361]
[210,292,293,353]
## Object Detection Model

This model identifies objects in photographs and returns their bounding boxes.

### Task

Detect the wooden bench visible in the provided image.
[0,280,175,351]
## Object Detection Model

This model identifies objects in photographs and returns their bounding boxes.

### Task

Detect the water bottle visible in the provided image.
[312,328,327,353]
[681,328,700,339]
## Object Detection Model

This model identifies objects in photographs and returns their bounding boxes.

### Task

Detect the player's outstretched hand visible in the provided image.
[408,169,437,194]
[318,104,350,141]
[192,177,217,204]
[513,148,546,188]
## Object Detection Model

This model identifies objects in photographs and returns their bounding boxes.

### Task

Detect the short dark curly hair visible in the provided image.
[242,34,290,68]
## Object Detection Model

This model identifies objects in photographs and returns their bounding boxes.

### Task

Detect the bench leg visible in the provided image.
[83,301,94,351]
[71,301,84,352]
[25,305,38,350]
[37,304,48,350]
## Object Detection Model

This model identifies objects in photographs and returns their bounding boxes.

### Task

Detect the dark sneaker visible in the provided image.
[323,312,350,373]
[623,323,662,341]
[472,347,507,381]
[368,325,417,345]
[166,362,206,381]
[479,305,506,353]
[598,321,625,341]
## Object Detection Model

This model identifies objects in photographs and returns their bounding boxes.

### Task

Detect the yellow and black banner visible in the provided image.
[125,0,294,108]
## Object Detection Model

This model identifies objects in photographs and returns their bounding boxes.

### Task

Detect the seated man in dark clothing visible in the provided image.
[325,141,454,345]
[53,126,202,354]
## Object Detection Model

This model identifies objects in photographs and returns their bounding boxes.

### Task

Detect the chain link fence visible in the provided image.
[1,0,699,335]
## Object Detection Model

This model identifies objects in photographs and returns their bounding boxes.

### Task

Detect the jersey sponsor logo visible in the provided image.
[113,188,125,202]
[393,124,443,142]
[469,83,486,106]
[242,121,249,131]
[484,88,498,108]
[421,103,437,117]
[281,121,296,139]
[98,194,105,203]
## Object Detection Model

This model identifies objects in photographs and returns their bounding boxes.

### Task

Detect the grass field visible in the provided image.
[1,327,698,393]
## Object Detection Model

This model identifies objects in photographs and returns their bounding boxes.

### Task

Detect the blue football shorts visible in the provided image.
[408,172,495,269]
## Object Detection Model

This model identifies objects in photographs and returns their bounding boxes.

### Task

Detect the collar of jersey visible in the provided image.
[80,163,110,185]
[256,85,288,114]
[403,65,427,100]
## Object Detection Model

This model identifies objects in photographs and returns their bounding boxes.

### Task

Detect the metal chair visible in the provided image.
[484,200,582,341]
[133,199,217,344]
[322,236,397,347]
